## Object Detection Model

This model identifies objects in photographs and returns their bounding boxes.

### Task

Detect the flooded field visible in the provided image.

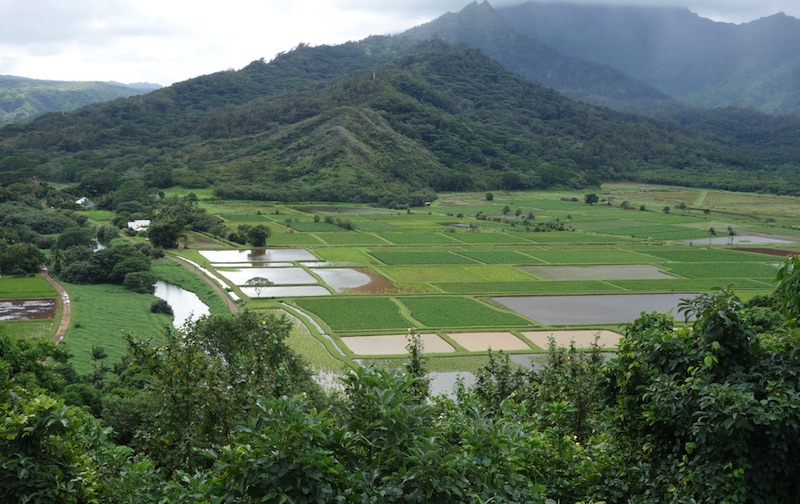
[154,281,209,328]
[494,293,696,325]
[311,268,372,292]
[216,267,318,285]
[522,264,673,280]
[0,298,56,321]
[199,248,318,264]
[241,286,331,298]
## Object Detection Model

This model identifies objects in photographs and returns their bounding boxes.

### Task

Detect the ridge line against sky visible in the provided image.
[1,0,798,86]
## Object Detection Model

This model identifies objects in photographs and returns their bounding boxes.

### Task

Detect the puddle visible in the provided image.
[199,248,317,264]
[154,281,209,328]
[0,299,56,321]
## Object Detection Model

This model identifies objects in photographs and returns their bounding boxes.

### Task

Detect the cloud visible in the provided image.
[1,0,798,85]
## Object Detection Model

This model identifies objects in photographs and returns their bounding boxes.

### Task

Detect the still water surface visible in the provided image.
[154,281,209,328]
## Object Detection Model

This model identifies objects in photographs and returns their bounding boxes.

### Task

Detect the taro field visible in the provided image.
[159,186,800,365]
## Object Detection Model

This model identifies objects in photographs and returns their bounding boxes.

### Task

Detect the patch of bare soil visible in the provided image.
[345,269,397,294]
[734,247,796,257]
[341,333,454,355]
[522,329,623,349]
[447,332,531,352]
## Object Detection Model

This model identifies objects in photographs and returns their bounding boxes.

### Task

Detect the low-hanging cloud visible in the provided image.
[1,0,797,84]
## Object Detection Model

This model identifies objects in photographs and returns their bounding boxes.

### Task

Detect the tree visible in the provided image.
[662,206,670,214]
[605,286,800,502]
[404,331,430,400]
[246,224,272,247]
[703,208,711,219]
[584,193,599,205]
[122,271,157,294]
[501,205,511,217]
[146,216,184,249]
[245,276,274,297]
[485,192,494,201]
[123,311,318,472]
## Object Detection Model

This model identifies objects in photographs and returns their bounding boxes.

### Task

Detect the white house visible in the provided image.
[127,220,151,232]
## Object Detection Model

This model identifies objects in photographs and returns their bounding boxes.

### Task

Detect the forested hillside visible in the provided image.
[0,75,159,126]
[499,2,800,115]
[2,38,800,204]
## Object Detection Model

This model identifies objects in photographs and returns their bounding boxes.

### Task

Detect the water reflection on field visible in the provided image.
[494,293,696,325]
[199,248,317,264]
[217,267,318,285]
[241,286,331,298]
[311,268,371,292]
[0,299,56,321]
[154,281,209,328]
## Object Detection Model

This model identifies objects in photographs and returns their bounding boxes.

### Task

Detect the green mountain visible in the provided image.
[499,2,800,116]
[1,38,799,204]
[0,75,160,126]
[402,1,680,117]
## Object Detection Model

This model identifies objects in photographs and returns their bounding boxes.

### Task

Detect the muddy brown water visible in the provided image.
[0,299,56,321]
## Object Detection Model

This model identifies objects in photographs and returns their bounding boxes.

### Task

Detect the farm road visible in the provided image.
[41,267,70,343]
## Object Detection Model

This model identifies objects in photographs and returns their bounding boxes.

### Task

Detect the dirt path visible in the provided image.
[41,268,70,344]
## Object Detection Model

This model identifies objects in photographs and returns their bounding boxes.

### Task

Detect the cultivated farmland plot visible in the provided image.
[175,188,797,364]
[9,186,798,374]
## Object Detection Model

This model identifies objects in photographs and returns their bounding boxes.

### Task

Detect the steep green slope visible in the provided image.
[1,40,799,203]
[0,75,159,125]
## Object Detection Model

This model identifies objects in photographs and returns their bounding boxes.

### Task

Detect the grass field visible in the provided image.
[0,276,56,298]
[63,283,172,374]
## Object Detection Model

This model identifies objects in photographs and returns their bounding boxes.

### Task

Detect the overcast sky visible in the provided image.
[1,0,798,86]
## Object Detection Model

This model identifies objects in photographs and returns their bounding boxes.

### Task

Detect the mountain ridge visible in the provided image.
[0,75,161,126]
